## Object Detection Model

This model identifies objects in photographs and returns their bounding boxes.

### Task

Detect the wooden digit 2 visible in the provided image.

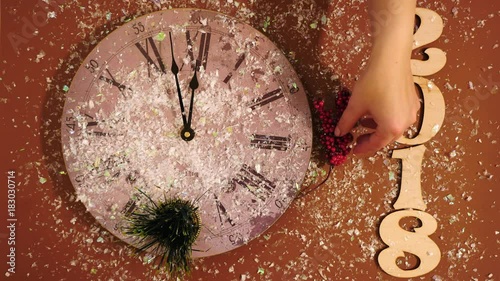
[378,8,446,278]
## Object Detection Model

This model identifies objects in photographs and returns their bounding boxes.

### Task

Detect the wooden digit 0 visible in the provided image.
[397,77,445,145]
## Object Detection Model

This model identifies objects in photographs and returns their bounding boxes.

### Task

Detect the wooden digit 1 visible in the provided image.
[378,7,446,278]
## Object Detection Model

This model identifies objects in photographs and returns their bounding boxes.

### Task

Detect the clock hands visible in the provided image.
[187,69,198,129]
[169,32,197,141]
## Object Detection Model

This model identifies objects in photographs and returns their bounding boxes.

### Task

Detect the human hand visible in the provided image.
[333,0,418,155]
[334,59,420,155]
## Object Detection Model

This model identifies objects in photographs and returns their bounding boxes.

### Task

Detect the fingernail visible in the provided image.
[334,127,341,137]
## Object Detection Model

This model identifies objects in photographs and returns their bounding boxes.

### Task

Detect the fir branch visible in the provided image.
[123,193,201,276]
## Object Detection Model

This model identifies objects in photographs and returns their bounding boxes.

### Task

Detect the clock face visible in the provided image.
[61,9,312,257]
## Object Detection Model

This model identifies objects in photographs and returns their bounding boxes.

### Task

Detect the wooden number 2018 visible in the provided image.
[378,8,446,278]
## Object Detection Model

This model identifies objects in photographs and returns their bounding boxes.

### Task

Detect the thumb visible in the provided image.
[335,103,363,137]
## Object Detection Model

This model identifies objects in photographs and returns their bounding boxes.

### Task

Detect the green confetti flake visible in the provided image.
[263,16,271,31]
[59,171,67,175]
[257,267,265,275]
[155,32,166,41]
[445,194,455,203]
[310,22,318,29]
[39,177,47,184]
[62,85,69,92]
[143,255,154,264]
[104,170,111,177]
[106,12,112,21]
[321,15,327,25]
[90,268,97,274]
[388,171,396,181]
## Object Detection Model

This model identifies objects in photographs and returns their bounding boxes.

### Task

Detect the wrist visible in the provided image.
[368,0,416,64]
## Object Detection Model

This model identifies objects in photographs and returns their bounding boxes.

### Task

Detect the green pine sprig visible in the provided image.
[123,192,201,276]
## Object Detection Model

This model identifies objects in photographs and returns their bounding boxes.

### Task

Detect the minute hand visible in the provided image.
[169,32,187,127]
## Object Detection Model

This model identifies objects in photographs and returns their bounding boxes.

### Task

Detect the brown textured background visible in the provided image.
[1,0,498,280]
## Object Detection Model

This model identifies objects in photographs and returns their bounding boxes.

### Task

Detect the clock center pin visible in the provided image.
[181,127,195,141]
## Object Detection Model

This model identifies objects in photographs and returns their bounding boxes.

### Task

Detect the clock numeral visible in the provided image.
[275,198,285,209]
[120,171,146,217]
[121,198,138,216]
[80,113,124,137]
[215,195,236,227]
[250,134,291,151]
[82,113,111,137]
[85,59,99,74]
[73,174,85,189]
[91,131,111,137]
[186,31,211,71]
[249,88,284,110]
[223,53,246,83]
[65,123,76,131]
[99,69,132,97]
[100,155,128,180]
[126,170,140,184]
[65,116,76,132]
[228,232,244,246]
[131,22,145,35]
[135,37,166,74]
[232,164,276,201]
[99,156,128,179]
[73,155,128,188]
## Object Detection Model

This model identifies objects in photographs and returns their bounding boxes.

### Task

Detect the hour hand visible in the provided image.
[187,68,198,128]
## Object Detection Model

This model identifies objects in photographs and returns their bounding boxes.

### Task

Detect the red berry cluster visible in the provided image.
[313,88,353,166]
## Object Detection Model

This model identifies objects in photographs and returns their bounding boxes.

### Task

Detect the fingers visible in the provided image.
[353,130,395,155]
[353,116,417,154]
[335,102,364,137]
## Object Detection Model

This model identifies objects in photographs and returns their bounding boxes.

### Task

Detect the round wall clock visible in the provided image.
[61,8,312,259]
